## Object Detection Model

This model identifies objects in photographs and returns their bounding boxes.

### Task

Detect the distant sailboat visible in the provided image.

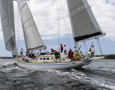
[0,0,105,70]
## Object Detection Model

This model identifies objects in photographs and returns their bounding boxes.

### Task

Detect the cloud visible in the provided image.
[30,0,115,41]
[0,0,115,41]
[88,0,115,40]
[0,0,115,56]
[28,0,72,40]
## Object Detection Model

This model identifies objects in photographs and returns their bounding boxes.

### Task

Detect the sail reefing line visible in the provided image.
[0,0,16,53]
[17,0,46,50]
[67,0,105,43]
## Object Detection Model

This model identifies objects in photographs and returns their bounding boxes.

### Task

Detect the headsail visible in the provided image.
[17,0,45,50]
[67,0,104,42]
[0,0,16,52]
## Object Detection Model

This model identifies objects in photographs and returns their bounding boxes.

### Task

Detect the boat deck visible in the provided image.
[15,56,82,64]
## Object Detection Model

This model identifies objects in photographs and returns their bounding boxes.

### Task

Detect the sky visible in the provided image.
[0,0,115,57]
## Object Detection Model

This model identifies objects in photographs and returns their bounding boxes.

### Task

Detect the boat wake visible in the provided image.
[0,59,115,90]
[1,63,17,68]
[0,62,30,72]
[47,65,115,90]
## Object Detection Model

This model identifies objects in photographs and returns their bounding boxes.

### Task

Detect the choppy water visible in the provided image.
[0,59,115,90]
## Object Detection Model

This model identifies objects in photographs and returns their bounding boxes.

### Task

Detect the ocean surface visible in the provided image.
[0,59,115,90]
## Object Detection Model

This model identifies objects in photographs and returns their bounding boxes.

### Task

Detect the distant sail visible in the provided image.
[17,0,45,50]
[0,0,16,52]
[67,0,104,42]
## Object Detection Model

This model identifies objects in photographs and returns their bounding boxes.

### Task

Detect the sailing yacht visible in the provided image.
[0,0,105,70]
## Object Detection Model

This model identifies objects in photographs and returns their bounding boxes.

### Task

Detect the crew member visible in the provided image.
[60,44,63,53]
[74,50,82,60]
[68,49,74,59]
[51,48,56,53]
[91,44,95,56]
[87,43,95,58]
[64,44,67,54]
[20,48,24,56]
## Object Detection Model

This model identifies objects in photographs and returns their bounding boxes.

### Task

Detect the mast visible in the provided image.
[0,0,16,55]
[17,0,46,50]
[67,0,105,44]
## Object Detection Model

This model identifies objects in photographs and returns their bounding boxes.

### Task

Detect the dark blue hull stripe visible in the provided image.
[74,32,103,41]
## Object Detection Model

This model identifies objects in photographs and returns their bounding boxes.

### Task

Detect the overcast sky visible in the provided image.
[0,0,115,56]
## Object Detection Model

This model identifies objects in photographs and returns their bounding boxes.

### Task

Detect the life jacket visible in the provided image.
[89,47,91,52]
[74,50,81,60]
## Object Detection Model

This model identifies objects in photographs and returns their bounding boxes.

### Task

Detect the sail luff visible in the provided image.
[0,0,16,52]
[67,0,104,42]
[17,0,45,50]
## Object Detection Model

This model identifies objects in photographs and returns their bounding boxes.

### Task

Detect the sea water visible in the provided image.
[0,59,115,90]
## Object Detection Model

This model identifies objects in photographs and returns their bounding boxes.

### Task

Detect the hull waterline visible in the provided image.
[16,60,92,71]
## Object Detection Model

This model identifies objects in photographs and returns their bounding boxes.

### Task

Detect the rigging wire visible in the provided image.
[96,38,103,56]
[60,0,73,49]
[59,0,61,51]
[60,0,68,46]
[27,0,45,52]
[56,0,61,51]
[83,41,88,54]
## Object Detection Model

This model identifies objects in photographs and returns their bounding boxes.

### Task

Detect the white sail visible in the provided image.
[17,0,45,50]
[67,0,104,42]
[0,0,16,52]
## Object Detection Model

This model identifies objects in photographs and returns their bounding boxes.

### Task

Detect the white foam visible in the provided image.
[100,83,115,90]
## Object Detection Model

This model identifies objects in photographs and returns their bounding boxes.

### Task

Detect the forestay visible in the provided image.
[17,0,45,50]
[67,0,104,42]
[0,0,16,52]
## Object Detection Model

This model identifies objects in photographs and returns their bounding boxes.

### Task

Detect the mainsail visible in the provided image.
[67,0,104,42]
[0,0,16,52]
[17,0,45,50]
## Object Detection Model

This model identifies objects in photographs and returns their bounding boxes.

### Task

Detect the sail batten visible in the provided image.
[0,0,16,52]
[22,17,32,24]
[19,2,27,11]
[67,0,104,42]
[17,0,45,50]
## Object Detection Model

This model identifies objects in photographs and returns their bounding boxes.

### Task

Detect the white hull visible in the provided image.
[16,60,91,71]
